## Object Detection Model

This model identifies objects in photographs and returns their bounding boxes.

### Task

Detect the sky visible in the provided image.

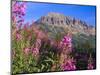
[23,2,96,26]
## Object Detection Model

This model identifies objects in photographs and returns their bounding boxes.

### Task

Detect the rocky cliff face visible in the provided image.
[35,12,95,36]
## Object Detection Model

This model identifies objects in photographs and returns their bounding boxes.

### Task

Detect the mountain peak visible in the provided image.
[47,12,65,17]
[47,12,72,19]
[34,12,95,36]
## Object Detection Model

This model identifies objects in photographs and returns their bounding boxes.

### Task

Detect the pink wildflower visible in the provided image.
[61,58,76,71]
[59,34,72,51]
[23,48,30,55]
[35,39,41,48]
[32,48,39,56]
[87,54,94,70]
[16,32,22,40]
[60,35,71,46]
[31,39,41,56]
[12,1,26,29]
[88,63,94,70]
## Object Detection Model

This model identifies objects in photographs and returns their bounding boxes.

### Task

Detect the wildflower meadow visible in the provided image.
[11,1,96,75]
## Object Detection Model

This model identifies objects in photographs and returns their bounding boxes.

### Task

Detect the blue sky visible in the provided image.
[23,2,96,26]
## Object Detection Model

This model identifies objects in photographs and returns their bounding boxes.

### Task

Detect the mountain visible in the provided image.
[31,12,96,51]
[30,12,96,65]
[35,12,95,36]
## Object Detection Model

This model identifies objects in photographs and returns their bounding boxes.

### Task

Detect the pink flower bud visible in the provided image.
[32,48,39,56]
[24,48,30,55]
[16,32,22,40]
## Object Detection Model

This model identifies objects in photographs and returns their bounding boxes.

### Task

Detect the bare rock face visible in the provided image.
[35,12,95,36]
[37,12,72,25]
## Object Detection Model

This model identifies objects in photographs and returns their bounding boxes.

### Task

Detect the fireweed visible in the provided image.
[61,57,76,71]
[32,39,41,56]
[87,54,94,70]
[59,34,76,71]
[16,31,22,40]
[12,1,26,29]
[59,34,72,52]
[12,1,95,74]
[23,47,30,55]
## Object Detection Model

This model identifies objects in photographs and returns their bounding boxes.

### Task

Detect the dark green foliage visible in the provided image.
[37,41,60,72]
[71,33,96,70]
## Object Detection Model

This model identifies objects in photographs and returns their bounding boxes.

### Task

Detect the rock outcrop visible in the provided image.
[35,12,95,36]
